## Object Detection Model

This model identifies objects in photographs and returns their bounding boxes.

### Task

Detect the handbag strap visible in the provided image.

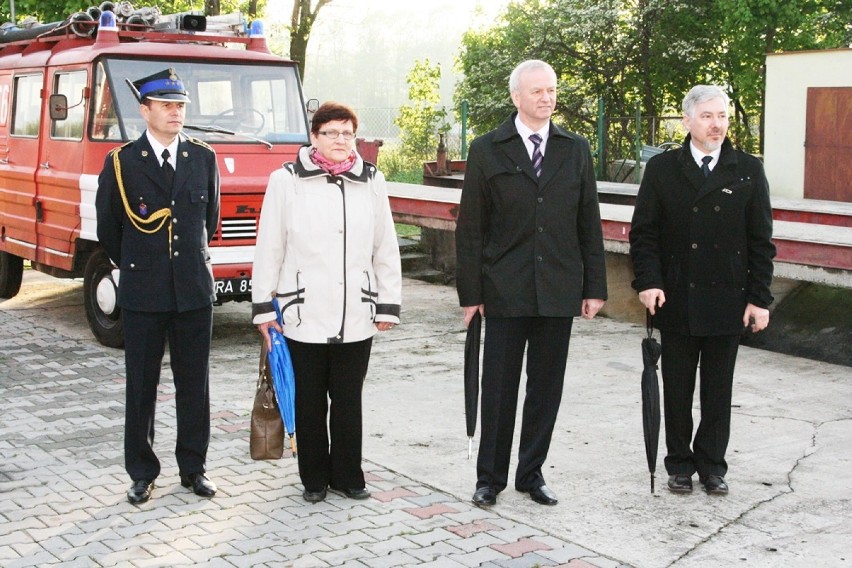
[258,339,270,389]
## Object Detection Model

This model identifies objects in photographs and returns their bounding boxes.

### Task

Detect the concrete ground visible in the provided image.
[1,271,850,567]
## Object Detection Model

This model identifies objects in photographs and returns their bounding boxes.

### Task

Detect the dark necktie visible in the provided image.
[701,155,712,178]
[529,133,543,178]
[162,149,175,185]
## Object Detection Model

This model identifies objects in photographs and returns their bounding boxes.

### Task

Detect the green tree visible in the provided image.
[395,59,450,162]
[455,0,849,157]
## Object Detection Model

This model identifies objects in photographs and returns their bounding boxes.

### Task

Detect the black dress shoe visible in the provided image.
[303,488,327,502]
[180,473,216,497]
[667,474,693,493]
[127,479,154,504]
[339,487,370,500]
[700,475,729,495]
[528,485,558,505]
[472,486,497,506]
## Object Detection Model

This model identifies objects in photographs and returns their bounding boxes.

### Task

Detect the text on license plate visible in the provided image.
[215,278,251,296]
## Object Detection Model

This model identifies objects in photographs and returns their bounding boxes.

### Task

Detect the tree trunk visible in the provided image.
[205,0,220,17]
[289,0,332,81]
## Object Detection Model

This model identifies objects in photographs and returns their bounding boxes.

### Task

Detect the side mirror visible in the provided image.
[49,94,69,121]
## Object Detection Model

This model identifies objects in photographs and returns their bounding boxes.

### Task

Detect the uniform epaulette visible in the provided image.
[108,141,133,157]
[187,136,214,152]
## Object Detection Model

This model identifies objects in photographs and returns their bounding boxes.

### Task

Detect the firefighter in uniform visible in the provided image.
[96,69,221,504]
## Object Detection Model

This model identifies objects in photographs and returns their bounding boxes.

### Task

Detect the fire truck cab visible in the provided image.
[0,7,310,347]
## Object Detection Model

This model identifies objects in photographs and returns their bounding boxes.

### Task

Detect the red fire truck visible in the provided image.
[0,6,311,347]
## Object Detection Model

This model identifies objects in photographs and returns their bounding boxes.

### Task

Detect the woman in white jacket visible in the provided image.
[252,102,402,503]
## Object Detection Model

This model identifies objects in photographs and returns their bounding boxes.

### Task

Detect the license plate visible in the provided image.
[215,277,251,296]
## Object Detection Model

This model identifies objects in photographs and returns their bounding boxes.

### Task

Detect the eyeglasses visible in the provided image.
[318,130,356,140]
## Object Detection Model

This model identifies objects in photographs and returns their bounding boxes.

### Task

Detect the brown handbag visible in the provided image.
[250,339,284,460]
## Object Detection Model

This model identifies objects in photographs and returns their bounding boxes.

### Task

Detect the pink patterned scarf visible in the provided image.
[309,147,357,176]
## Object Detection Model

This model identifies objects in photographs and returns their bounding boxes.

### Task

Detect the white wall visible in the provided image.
[764,49,852,199]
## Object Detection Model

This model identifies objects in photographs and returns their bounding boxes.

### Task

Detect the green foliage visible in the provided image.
[395,59,450,163]
[456,0,850,157]
[377,145,424,184]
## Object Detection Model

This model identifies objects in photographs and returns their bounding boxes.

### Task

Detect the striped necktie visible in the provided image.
[529,133,543,178]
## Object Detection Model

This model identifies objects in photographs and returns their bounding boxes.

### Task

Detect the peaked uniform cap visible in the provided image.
[131,68,191,103]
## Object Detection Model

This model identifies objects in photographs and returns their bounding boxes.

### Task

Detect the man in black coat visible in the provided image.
[456,59,608,507]
[629,85,775,495]
[96,69,221,504]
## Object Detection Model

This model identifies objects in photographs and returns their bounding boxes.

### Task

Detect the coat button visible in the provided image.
[537,256,543,262]
[690,282,695,288]
[714,205,721,212]
[172,218,177,224]
[538,226,544,233]
[174,251,180,257]
[537,197,543,203]
[691,243,698,249]
[173,235,179,240]
[693,207,698,213]
[130,263,135,268]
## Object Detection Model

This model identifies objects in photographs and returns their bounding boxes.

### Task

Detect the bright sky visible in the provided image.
[263,0,511,109]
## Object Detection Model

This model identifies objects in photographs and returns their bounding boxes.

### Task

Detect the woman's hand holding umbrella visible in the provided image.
[257,319,283,352]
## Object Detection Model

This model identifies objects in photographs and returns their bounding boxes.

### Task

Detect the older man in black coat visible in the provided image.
[629,85,775,495]
[456,60,607,507]
[97,69,220,504]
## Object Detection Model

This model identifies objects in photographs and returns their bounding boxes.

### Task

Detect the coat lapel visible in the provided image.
[494,118,538,183]
[172,135,192,197]
[538,123,573,189]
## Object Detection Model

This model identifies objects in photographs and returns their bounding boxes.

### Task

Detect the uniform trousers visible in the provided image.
[287,337,373,492]
[476,316,573,493]
[660,331,740,478]
[123,305,213,481]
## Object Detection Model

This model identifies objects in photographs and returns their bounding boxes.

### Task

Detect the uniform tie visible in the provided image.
[529,133,543,178]
[162,149,175,185]
[701,155,712,178]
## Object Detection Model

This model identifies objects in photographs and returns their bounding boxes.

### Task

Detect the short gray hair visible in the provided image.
[509,60,556,94]
[682,85,730,117]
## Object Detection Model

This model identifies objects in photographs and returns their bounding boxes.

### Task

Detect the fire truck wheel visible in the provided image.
[83,249,124,348]
[0,251,24,298]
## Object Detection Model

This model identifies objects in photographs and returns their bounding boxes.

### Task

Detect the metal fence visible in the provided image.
[353,107,466,161]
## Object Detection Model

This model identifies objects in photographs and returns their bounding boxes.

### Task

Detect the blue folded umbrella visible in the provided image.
[268,301,297,457]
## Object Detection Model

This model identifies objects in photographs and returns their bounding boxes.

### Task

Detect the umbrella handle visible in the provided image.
[289,434,297,458]
[646,310,655,340]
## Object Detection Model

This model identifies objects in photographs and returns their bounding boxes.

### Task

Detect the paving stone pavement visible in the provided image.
[0,308,628,568]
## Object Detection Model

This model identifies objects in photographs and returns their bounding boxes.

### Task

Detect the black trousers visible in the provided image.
[476,316,573,493]
[287,337,373,492]
[660,331,740,478]
[123,305,212,481]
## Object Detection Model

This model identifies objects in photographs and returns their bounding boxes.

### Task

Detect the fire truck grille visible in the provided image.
[220,218,257,240]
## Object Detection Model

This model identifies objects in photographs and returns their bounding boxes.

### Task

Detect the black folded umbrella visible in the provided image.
[464,311,482,460]
[641,310,662,493]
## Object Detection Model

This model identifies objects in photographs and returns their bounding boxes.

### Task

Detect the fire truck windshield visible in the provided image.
[91,57,309,145]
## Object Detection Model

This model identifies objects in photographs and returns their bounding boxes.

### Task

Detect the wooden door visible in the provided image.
[804,87,852,202]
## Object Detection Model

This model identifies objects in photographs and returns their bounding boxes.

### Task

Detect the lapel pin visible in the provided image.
[182,151,188,158]
[139,202,148,215]
[722,188,732,194]
[141,150,149,157]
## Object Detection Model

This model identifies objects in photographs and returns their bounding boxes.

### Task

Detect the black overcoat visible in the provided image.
[455,113,607,317]
[96,132,221,313]
[629,135,775,336]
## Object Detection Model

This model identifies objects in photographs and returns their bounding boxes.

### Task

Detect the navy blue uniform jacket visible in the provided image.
[629,135,775,336]
[96,133,221,312]
[455,113,607,317]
